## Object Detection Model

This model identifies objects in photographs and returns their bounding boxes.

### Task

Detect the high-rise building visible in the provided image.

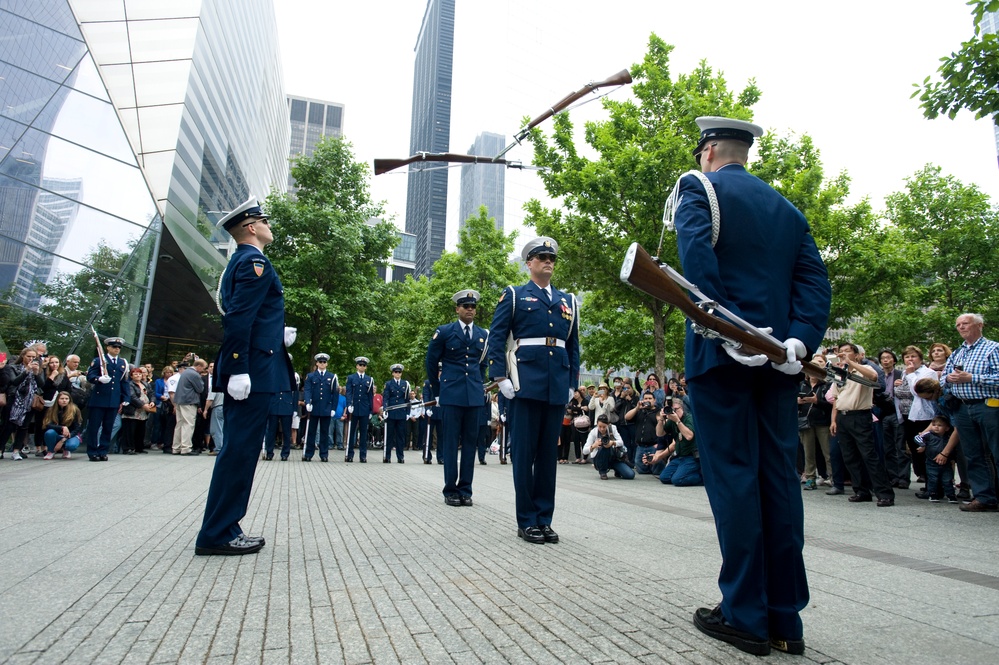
[404,0,454,276]
[0,0,289,363]
[287,95,344,189]
[458,132,505,231]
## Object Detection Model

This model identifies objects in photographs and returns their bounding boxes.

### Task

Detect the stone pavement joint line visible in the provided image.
[1,453,997,664]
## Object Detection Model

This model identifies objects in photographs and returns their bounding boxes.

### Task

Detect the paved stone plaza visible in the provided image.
[0,450,996,664]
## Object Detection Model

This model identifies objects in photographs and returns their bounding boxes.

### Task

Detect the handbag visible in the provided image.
[608,410,619,424]
[0,392,6,408]
[573,414,591,429]
[31,394,46,411]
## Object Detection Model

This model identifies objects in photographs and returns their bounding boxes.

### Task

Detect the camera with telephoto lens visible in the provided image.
[662,396,674,415]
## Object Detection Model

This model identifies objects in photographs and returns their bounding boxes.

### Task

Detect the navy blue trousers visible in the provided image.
[265,414,292,458]
[85,406,117,457]
[688,365,808,641]
[441,405,481,498]
[508,398,561,529]
[197,391,270,547]
[305,415,330,459]
[384,419,406,461]
[345,414,368,461]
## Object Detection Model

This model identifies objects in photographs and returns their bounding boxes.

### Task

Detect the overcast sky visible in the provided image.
[273,0,999,256]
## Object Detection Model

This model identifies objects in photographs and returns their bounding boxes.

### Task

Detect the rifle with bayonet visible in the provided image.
[619,242,876,389]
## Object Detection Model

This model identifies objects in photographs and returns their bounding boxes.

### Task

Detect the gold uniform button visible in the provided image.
[232,353,238,359]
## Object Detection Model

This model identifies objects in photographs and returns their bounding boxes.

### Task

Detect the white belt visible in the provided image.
[517,337,565,348]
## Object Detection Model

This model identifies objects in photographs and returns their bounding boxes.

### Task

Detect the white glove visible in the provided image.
[380,411,387,421]
[500,414,506,423]
[284,326,297,347]
[306,403,313,413]
[348,405,354,414]
[228,373,251,400]
[97,375,111,384]
[772,338,806,375]
[426,409,433,417]
[723,343,768,367]
[568,388,574,403]
[498,378,515,399]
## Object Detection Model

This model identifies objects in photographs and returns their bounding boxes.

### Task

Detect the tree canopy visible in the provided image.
[915,0,999,122]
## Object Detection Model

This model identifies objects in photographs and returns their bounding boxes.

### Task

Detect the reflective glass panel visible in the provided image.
[0,300,78,358]
[127,18,199,63]
[79,22,130,66]
[0,0,82,39]
[97,64,136,108]
[0,12,86,84]
[124,0,203,20]
[0,128,157,226]
[65,53,111,102]
[0,61,62,124]
[0,115,30,163]
[45,87,136,164]
[136,104,183,154]
[69,0,126,22]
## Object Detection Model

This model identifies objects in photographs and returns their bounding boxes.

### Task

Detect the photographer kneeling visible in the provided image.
[647,398,702,486]
[582,414,635,480]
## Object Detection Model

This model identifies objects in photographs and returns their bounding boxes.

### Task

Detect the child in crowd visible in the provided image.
[914,415,956,503]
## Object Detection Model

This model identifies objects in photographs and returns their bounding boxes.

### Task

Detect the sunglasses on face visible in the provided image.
[460,303,477,309]
[533,253,556,263]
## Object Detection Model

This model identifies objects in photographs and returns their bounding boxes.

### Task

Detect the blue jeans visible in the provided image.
[44,429,81,452]
[659,455,703,486]
[210,405,225,451]
[592,446,635,479]
[923,438,955,498]
[634,444,659,474]
[951,401,999,505]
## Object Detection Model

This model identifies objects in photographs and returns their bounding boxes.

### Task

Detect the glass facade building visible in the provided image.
[0,0,289,364]
[458,131,506,231]
[287,94,344,190]
[404,0,454,277]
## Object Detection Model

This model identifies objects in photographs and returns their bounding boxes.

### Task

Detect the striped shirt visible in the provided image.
[943,336,999,399]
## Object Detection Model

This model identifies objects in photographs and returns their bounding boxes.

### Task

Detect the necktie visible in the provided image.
[465,325,471,341]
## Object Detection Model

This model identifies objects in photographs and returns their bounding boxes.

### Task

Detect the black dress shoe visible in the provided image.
[693,606,770,656]
[770,637,805,655]
[479,459,486,465]
[195,535,264,556]
[302,456,311,462]
[539,525,559,543]
[398,459,404,463]
[320,457,328,462]
[424,460,432,465]
[876,497,895,507]
[99,455,108,461]
[89,456,100,462]
[445,496,462,507]
[264,454,274,461]
[240,534,266,546]
[360,459,366,463]
[500,459,507,465]
[517,526,545,544]
[437,459,443,465]
[848,493,872,503]
[280,456,288,461]
[345,458,353,462]
[383,458,390,463]
[460,496,473,506]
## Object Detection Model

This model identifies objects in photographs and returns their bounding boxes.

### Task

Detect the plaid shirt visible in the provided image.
[943,336,999,399]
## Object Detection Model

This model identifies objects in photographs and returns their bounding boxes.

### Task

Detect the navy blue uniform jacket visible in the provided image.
[86,354,129,408]
[487,281,580,404]
[382,378,411,421]
[345,373,375,416]
[673,165,830,380]
[422,380,441,420]
[304,370,339,417]
[425,321,489,407]
[212,244,294,394]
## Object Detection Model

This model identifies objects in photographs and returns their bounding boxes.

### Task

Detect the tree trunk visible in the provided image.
[652,298,666,378]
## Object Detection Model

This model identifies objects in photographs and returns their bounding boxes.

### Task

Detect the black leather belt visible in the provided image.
[957,398,985,405]
[837,409,872,415]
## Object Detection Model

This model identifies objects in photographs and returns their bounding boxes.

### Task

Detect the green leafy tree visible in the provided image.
[855,165,999,352]
[385,206,523,385]
[915,0,999,122]
[266,136,398,376]
[525,34,768,377]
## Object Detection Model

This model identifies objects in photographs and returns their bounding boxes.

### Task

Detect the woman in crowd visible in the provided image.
[899,345,936,484]
[36,355,71,456]
[560,389,587,464]
[643,373,666,408]
[120,366,154,454]
[0,347,41,460]
[927,343,951,380]
[799,359,833,490]
[153,365,175,452]
[42,390,83,459]
[614,381,639,463]
[587,382,616,426]
[582,414,634,480]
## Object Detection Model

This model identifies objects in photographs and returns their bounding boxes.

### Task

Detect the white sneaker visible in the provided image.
[43,452,54,460]
[12,452,23,460]
[62,451,71,459]
[819,477,832,487]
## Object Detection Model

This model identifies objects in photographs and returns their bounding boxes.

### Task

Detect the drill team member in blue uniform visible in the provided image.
[426,290,490,505]
[489,238,580,543]
[422,370,443,464]
[344,357,374,462]
[85,336,130,461]
[303,353,338,462]
[381,364,410,462]
[195,196,296,556]
[264,378,297,461]
[673,118,831,656]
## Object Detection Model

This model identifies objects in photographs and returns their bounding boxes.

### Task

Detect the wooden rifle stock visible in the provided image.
[620,243,827,383]
[495,68,633,159]
[374,152,518,176]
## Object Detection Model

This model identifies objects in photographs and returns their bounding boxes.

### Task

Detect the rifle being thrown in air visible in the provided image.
[619,243,876,389]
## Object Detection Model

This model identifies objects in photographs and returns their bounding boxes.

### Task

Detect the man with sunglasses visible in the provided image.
[381,363,410,463]
[426,290,490,506]
[196,196,295,556]
[674,118,830,656]
[488,238,580,544]
[303,352,338,462]
[344,356,375,462]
